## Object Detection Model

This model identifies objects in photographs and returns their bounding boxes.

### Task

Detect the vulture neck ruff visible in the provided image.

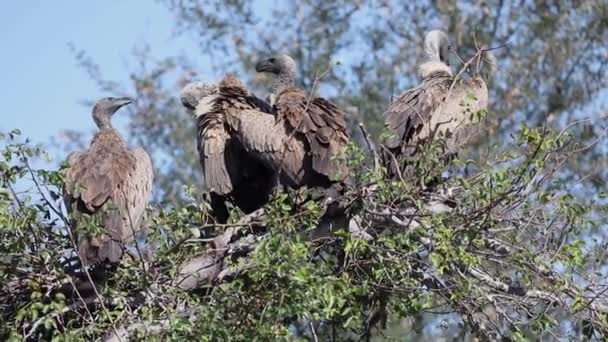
[194,93,219,118]
[418,61,453,79]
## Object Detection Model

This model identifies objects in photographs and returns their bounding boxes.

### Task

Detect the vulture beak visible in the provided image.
[115,97,134,108]
[255,59,275,73]
[107,97,134,115]
[181,96,197,111]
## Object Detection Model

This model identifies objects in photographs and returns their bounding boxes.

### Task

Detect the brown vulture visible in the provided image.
[180,77,277,223]
[64,97,153,265]
[382,30,488,175]
[254,54,350,188]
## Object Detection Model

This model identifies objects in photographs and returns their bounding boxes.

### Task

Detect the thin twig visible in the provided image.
[358,122,380,171]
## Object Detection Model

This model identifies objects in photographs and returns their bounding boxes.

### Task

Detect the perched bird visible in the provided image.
[254,54,350,188]
[180,77,277,223]
[64,97,153,265]
[382,30,488,176]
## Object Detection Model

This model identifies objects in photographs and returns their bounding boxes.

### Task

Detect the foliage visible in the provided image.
[3,124,608,341]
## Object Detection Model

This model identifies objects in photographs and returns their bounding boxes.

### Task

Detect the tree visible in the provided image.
[3,0,608,340]
[2,120,608,340]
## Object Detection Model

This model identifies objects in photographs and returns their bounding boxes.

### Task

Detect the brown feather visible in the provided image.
[64,129,153,265]
[382,70,488,175]
[274,87,349,183]
[189,75,277,222]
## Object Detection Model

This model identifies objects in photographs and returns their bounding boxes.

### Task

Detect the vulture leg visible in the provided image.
[210,193,230,224]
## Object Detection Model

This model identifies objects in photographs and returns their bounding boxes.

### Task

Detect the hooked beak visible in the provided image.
[255,59,275,73]
[115,97,134,108]
[181,96,197,111]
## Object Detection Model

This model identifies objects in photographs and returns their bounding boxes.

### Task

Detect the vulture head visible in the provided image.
[255,54,296,76]
[419,30,453,78]
[92,97,133,128]
[180,81,218,111]
[255,54,296,95]
[424,30,451,65]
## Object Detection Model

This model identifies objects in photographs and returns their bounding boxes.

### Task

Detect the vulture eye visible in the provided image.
[268,58,276,63]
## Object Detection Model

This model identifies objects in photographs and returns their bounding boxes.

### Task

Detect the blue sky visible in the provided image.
[0,1,197,149]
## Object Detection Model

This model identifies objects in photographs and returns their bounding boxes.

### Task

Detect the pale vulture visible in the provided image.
[254,54,350,187]
[383,30,488,175]
[180,77,277,223]
[64,97,153,265]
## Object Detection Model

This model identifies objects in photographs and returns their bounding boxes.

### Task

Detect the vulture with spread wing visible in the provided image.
[383,30,488,175]
[254,54,350,188]
[64,97,153,265]
[180,77,277,223]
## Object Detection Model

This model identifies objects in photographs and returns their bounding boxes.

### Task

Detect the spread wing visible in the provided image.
[275,88,349,181]
[194,75,274,196]
[382,73,452,151]
[233,108,308,188]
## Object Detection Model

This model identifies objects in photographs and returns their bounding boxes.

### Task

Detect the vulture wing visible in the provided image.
[232,108,309,188]
[196,106,233,195]
[275,88,349,182]
[195,75,274,196]
[188,75,277,221]
[438,76,488,153]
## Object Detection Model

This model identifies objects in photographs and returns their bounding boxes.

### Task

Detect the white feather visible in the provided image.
[418,61,453,78]
[194,94,218,118]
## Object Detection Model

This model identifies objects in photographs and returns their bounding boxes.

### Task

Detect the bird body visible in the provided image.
[181,76,276,223]
[255,54,350,188]
[64,97,153,265]
[383,30,488,172]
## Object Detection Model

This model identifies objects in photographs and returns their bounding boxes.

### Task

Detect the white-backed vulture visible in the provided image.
[383,30,488,174]
[64,97,153,265]
[180,77,277,223]
[254,54,350,188]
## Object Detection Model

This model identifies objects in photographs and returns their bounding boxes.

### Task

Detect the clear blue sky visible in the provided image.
[0,1,197,149]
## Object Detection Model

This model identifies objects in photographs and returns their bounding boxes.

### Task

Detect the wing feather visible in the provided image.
[232,108,307,187]
[275,87,349,181]
[197,115,233,194]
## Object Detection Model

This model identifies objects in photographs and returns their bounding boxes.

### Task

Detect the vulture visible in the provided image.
[254,54,350,188]
[64,97,153,266]
[382,29,488,174]
[180,77,277,223]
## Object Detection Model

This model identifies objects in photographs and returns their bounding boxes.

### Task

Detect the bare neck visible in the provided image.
[93,112,113,129]
[272,70,296,95]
